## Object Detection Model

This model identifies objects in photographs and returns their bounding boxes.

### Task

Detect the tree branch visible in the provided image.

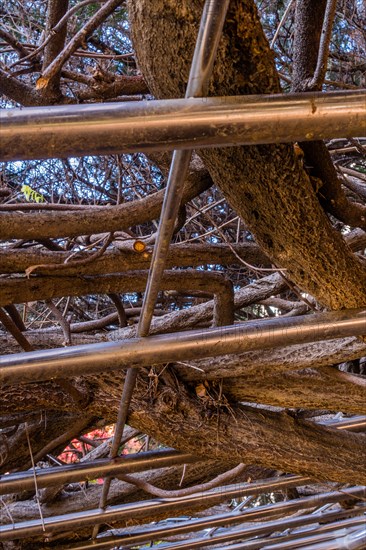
[0,242,271,276]
[0,459,263,533]
[308,0,338,90]
[128,0,366,310]
[37,0,125,90]
[76,74,149,100]
[0,412,91,473]
[291,0,366,230]
[0,68,46,106]
[221,367,366,413]
[0,307,34,351]
[0,271,233,331]
[0,166,212,240]
[177,336,366,382]
[124,374,366,484]
[0,27,30,58]
[107,293,127,328]
[120,462,247,498]
[109,273,286,339]
[41,0,69,97]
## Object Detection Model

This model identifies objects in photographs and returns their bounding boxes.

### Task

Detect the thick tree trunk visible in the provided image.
[128,0,366,310]
[2,362,365,485]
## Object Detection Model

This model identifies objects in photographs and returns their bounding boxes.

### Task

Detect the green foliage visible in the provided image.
[21,184,46,203]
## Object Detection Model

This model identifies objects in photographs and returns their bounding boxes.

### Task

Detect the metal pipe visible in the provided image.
[1,415,364,497]
[138,0,230,337]
[260,527,366,550]
[63,507,366,549]
[0,474,305,540]
[0,90,364,162]
[318,415,366,432]
[93,0,231,531]
[0,449,197,496]
[121,510,366,550]
[1,308,365,386]
[298,532,366,550]
[218,522,366,550]
[0,481,363,541]
[340,528,366,550]
[61,511,366,550]
[58,517,366,550]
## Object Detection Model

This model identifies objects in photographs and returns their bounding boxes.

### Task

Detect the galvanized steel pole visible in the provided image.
[0,308,365,386]
[48,516,366,550]
[0,90,365,162]
[0,484,364,541]
[94,0,231,530]
[0,449,197,496]
[137,0,230,337]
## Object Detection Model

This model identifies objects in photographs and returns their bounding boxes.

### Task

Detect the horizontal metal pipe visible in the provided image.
[312,529,366,550]
[66,505,366,549]
[122,508,366,550]
[1,484,363,541]
[1,308,365,386]
[1,415,364,497]
[0,449,197,496]
[215,521,366,550]
[63,516,366,550]
[0,90,365,162]
[258,528,366,550]
[318,415,366,432]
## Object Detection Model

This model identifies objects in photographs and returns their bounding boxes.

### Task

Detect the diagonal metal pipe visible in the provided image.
[1,308,365,386]
[0,90,365,162]
[106,2,231,478]
[137,0,231,338]
[219,524,366,550]
[71,512,366,550]
[94,0,231,532]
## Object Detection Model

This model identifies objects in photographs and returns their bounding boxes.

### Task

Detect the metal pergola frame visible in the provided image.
[0,90,365,163]
[1,0,366,547]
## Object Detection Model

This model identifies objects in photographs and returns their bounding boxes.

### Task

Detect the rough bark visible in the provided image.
[0,163,211,240]
[292,0,366,229]
[108,272,286,338]
[176,336,366,380]
[128,0,366,310]
[221,367,366,413]
[0,242,270,276]
[0,68,47,107]
[122,372,365,485]
[0,272,233,324]
[292,0,328,90]
[41,0,69,97]
[1,3,366,543]
[3,368,363,484]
